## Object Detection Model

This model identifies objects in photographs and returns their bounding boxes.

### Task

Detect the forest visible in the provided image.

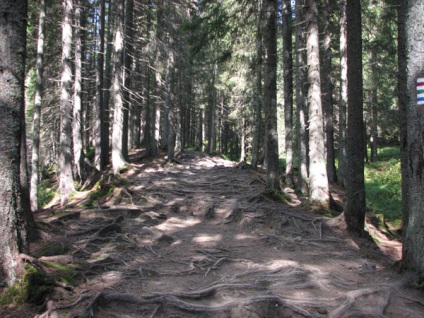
[1,0,424,317]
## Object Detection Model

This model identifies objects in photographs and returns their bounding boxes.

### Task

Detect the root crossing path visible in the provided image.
[31,151,424,317]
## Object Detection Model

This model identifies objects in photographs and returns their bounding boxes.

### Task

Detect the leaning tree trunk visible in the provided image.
[111,0,128,174]
[306,0,329,203]
[345,0,366,234]
[263,0,280,191]
[401,0,424,277]
[59,0,75,205]
[0,0,30,285]
[282,0,294,187]
[30,0,46,211]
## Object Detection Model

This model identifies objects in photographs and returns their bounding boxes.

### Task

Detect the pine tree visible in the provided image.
[30,0,46,211]
[59,0,76,205]
[306,0,329,203]
[0,0,31,285]
[345,0,366,233]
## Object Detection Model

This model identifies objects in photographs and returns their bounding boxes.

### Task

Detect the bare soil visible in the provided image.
[1,150,424,318]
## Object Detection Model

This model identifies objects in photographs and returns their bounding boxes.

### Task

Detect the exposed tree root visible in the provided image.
[328,286,392,318]
[77,291,323,318]
[35,294,91,318]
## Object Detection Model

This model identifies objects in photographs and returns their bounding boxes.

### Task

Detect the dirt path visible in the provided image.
[4,151,424,318]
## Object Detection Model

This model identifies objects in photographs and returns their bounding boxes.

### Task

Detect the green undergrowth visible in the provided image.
[365,147,401,226]
[40,261,75,285]
[83,174,128,207]
[38,178,58,208]
[263,188,291,204]
[0,265,53,306]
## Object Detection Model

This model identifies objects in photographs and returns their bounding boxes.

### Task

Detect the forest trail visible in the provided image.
[4,150,424,318]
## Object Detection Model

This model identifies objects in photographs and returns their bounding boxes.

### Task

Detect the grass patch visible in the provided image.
[364,147,401,224]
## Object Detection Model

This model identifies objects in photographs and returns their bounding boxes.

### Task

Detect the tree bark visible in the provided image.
[166,53,176,160]
[111,0,128,174]
[0,0,30,285]
[102,0,114,168]
[73,0,86,182]
[306,0,329,203]
[95,0,106,170]
[295,0,309,195]
[30,0,46,211]
[263,0,280,191]
[401,0,424,277]
[122,0,134,160]
[338,0,348,188]
[59,0,75,205]
[345,0,366,233]
[150,1,164,158]
[143,2,152,152]
[251,0,263,170]
[370,51,378,162]
[282,0,294,187]
[397,0,409,268]
[322,0,337,183]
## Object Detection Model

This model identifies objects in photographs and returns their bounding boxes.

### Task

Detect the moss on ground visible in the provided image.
[0,265,53,306]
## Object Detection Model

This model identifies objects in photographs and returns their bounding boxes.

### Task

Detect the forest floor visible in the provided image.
[2,150,424,318]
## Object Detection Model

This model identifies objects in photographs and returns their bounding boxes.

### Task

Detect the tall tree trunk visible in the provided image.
[166,53,176,161]
[144,64,152,150]
[30,0,46,211]
[397,0,409,268]
[264,0,280,191]
[401,0,424,277]
[306,0,329,203]
[208,65,217,154]
[59,0,75,205]
[296,0,309,195]
[95,0,106,170]
[0,0,30,285]
[200,108,205,152]
[239,115,247,162]
[143,3,152,152]
[282,0,294,187]
[345,0,366,233]
[21,117,37,238]
[73,0,85,182]
[150,0,164,158]
[122,0,134,160]
[322,0,337,183]
[208,91,217,154]
[338,0,348,188]
[251,0,263,169]
[102,0,114,168]
[132,59,143,149]
[111,0,128,174]
[370,51,378,162]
